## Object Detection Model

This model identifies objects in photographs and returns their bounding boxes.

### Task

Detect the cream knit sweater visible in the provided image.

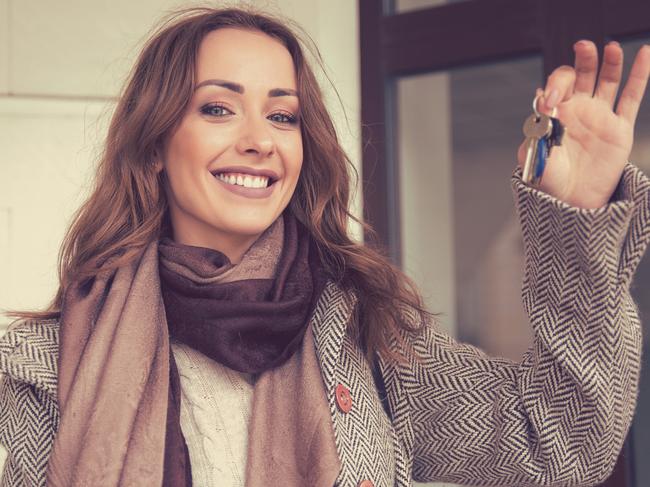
[0,344,258,485]
[171,340,256,487]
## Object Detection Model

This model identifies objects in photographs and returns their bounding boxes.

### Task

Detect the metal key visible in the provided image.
[538,107,567,182]
[550,115,565,147]
[522,112,552,185]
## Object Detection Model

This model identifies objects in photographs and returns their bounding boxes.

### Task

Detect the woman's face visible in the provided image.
[157,27,302,263]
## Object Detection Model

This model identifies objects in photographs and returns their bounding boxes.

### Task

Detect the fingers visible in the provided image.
[542,41,649,125]
[542,66,576,112]
[617,45,650,124]
[594,41,624,108]
[573,40,599,95]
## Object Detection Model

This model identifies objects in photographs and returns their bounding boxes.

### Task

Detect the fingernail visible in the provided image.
[608,40,620,48]
[546,88,560,109]
[574,40,589,49]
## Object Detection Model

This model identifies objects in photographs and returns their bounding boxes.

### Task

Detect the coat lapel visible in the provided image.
[310,281,408,487]
[309,280,358,394]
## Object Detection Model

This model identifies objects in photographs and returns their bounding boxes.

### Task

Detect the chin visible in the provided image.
[214,215,278,237]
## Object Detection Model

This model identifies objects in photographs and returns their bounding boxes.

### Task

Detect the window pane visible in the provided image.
[396,55,542,362]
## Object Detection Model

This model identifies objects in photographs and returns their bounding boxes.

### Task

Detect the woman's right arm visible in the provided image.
[390,162,650,486]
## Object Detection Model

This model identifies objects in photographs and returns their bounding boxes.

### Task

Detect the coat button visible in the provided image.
[358,480,374,487]
[335,383,352,413]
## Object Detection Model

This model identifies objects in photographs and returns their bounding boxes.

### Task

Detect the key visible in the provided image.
[530,117,564,187]
[546,106,565,152]
[522,113,552,185]
[534,136,549,183]
[550,116,565,147]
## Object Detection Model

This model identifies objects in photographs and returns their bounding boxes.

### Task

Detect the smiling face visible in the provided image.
[156,27,303,263]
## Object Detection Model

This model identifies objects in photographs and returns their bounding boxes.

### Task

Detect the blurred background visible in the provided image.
[1,0,649,486]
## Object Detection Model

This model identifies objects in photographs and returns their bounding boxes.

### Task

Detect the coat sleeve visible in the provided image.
[0,373,25,486]
[0,375,7,484]
[0,328,60,487]
[397,162,650,486]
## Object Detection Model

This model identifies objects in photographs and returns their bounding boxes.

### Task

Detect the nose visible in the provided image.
[235,116,275,157]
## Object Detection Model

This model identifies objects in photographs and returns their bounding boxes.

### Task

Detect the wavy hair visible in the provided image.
[5,6,434,368]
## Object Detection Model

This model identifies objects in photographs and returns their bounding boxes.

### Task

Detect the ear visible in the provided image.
[152,149,164,174]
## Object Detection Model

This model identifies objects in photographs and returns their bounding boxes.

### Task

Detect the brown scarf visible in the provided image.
[46,210,341,486]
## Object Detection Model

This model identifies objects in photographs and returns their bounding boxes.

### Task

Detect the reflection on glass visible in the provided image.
[450,58,543,359]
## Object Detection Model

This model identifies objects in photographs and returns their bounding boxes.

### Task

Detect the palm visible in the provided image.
[517,41,650,209]
[541,95,633,208]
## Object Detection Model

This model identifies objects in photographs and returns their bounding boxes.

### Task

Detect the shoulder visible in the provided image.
[0,320,60,486]
[0,318,59,398]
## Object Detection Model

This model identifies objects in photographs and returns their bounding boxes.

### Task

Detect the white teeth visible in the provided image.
[217,173,270,189]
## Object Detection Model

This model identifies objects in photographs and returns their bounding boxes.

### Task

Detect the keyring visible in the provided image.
[532,93,543,118]
[533,92,558,119]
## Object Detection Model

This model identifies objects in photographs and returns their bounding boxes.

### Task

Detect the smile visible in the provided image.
[213,172,278,199]
[217,172,270,188]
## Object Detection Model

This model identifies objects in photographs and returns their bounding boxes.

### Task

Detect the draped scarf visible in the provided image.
[46,210,341,486]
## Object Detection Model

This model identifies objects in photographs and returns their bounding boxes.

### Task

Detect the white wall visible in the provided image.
[0,0,362,328]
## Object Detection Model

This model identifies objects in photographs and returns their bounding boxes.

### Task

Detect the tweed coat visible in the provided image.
[1,163,649,487]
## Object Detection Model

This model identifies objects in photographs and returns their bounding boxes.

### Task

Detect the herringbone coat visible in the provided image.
[1,164,649,487]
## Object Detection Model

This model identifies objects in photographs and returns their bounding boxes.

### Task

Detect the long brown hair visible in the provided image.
[4,6,434,368]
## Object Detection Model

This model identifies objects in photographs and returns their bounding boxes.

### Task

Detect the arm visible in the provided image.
[399,162,649,486]
[0,374,24,486]
[0,375,7,485]
[0,323,60,487]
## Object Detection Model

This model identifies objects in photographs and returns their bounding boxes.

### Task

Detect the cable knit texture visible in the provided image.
[170,341,254,487]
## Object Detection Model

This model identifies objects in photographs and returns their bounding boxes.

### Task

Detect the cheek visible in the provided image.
[163,125,212,200]
[167,126,206,167]
[167,114,229,165]
[281,136,303,180]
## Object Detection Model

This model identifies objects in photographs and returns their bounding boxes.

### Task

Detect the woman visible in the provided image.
[1,5,649,487]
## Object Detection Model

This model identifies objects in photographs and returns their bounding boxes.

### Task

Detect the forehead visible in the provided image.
[196,28,297,90]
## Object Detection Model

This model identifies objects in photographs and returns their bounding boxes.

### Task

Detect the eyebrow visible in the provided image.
[194,79,298,97]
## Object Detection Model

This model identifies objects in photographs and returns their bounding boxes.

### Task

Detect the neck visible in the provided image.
[167,210,263,265]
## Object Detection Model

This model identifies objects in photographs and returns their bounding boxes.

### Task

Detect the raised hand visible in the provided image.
[517,41,650,209]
